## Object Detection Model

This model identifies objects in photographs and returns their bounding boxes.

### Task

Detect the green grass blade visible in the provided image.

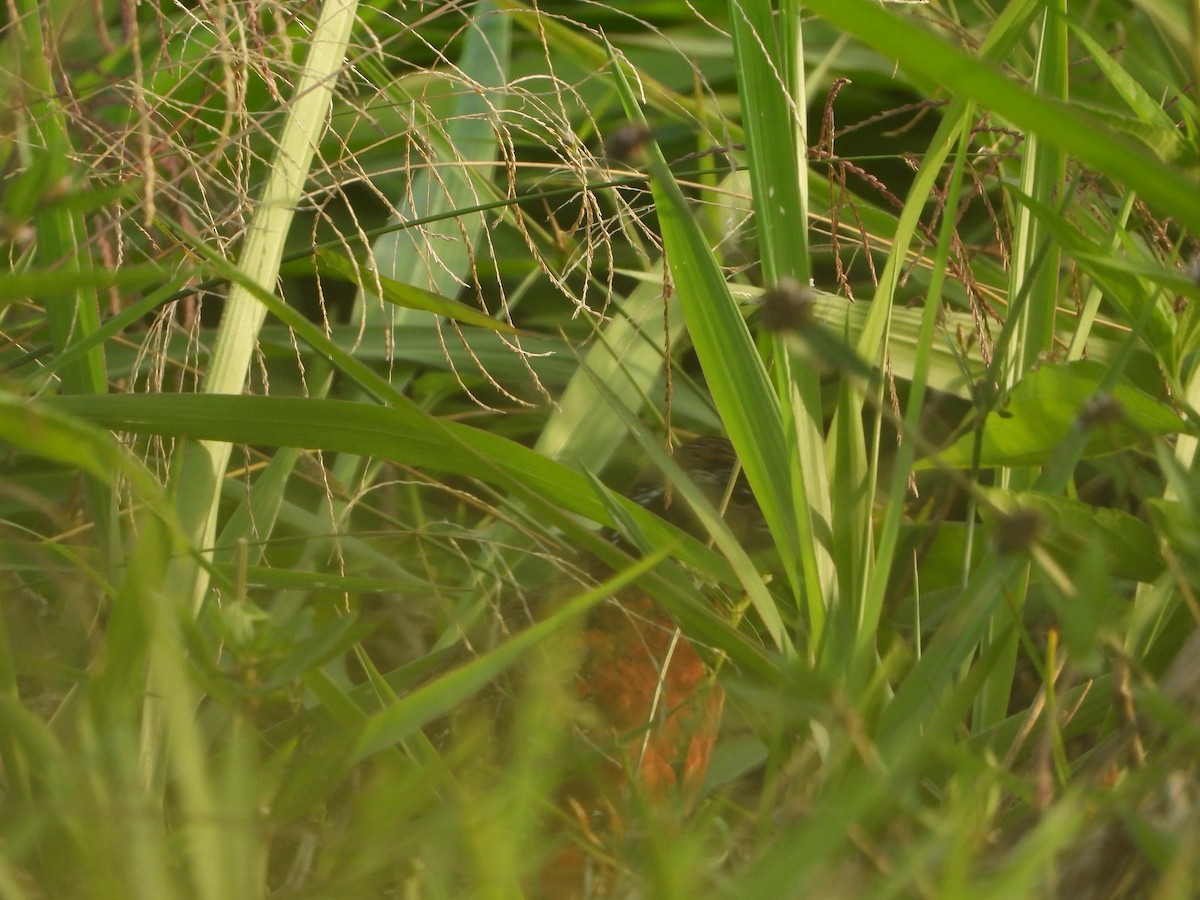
[170,0,361,609]
[608,40,803,651]
[729,0,836,646]
[40,392,745,588]
[975,1,1069,731]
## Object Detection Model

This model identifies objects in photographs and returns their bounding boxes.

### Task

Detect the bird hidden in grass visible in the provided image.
[416,437,763,896]
[533,435,765,898]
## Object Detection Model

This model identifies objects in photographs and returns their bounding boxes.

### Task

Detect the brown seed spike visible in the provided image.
[760,277,818,332]
[604,123,652,166]
[992,506,1042,556]
[1076,392,1126,430]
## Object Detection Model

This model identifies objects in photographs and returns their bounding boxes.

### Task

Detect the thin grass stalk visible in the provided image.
[15,0,117,562]
[881,253,1164,741]
[976,0,1068,730]
[1065,192,1136,361]
[1169,323,1200,475]
[830,0,1040,677]
[729,0,832,651]
[14,0,107,399]
[852,116,976,687]
[800,0,1200,233]
[167,0,360,609]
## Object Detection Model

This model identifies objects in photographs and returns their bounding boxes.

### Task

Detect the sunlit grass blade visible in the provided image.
[728,0,837,649]
[40,392,745,588]
[168,0,361,609]
[536,273,677,474]
[607,40,802,651]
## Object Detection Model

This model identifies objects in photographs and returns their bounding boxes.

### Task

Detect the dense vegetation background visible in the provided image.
[3,0,1200,896]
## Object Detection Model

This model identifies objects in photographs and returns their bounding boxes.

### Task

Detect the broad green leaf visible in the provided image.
[981,488,1165,585]
[364,2,510,315]
[934,360,1187,468]
[536,269,678,474]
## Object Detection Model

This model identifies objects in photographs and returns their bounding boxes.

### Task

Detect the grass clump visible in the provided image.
[2,1,1200,897]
